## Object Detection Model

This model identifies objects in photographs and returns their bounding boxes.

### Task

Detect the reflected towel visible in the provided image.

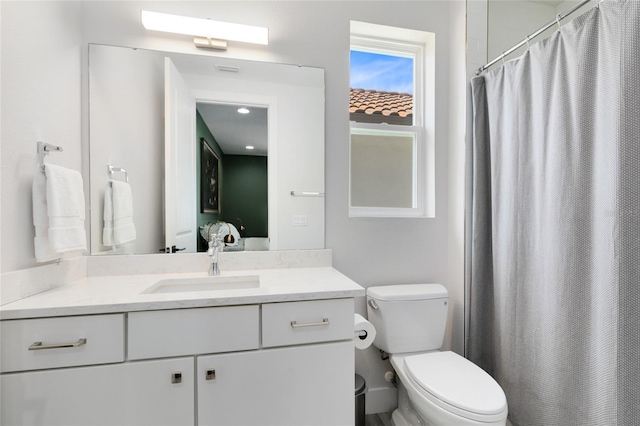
[218,223,241,246]
[32,164,87,262]
[103,180,136,246]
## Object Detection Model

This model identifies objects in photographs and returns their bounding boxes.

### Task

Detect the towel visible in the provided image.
[33,169,58,262]
[32,164,87,262]
[222,223,241,246]
[203,222,241,246]
[103,180,136,247]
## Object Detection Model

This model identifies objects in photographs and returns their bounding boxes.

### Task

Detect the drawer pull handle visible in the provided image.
[290,318,330,328]
[29,338,87,351]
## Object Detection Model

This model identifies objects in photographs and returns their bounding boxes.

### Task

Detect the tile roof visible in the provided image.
[349,88,413,124]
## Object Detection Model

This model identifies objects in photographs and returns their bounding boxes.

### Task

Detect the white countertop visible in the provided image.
[0,267,365,320]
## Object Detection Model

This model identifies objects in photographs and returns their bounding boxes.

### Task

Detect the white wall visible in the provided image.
[488,0,557,63]
[484,0,600,72]
[556,0,600,21]
[89,45,165,255]
[1,0,467,414]
[1,1,83,273]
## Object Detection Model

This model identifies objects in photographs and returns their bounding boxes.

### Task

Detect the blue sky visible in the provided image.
[350,50,413,94]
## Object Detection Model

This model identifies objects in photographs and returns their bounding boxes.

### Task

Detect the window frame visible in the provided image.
[349,123,425,216]
[349,36,424,127]
[348,22,435,218]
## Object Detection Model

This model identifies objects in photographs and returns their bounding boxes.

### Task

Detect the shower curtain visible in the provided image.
[465,1,639,425]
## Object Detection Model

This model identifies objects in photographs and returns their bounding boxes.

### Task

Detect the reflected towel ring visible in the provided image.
[107,165,129,183]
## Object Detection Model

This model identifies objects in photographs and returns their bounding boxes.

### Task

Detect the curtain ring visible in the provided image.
[556,13,562,29]
[501,52,506,65]
[525,36,531,51]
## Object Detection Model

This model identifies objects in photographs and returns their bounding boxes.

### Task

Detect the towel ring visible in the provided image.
[37,141,63,171]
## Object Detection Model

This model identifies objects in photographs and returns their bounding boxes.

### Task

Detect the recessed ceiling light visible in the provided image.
[245,145,255,150]
[237,107,250,114]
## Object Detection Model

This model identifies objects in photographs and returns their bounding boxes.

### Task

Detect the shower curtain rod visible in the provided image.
[476,0,594,75]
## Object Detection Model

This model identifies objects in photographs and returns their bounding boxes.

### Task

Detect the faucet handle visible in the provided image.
[209,232,222,245]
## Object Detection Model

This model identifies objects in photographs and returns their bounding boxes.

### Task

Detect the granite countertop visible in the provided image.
[0,267,365,320]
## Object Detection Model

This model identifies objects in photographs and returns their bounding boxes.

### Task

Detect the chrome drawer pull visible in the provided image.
[290,318,330,328]
[28,338,87,351]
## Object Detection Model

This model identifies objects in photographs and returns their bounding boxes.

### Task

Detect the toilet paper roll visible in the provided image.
[354,313,376,350]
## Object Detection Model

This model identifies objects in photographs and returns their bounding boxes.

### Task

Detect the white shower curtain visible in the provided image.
[466,1,639,425]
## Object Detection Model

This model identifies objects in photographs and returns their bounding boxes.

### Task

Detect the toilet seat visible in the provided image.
[403,351,507,423]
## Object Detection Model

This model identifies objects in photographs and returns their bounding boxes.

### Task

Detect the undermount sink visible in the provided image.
[142,275,260,294]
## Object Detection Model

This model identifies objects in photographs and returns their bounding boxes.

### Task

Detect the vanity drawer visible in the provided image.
[0,314,125,373]
[262,298,354,348]
[128,305,259,360]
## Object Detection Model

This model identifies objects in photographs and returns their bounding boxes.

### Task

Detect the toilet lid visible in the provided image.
[404,351,507,418]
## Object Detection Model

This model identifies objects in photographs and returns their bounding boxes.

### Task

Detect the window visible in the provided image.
[349,21,435,218]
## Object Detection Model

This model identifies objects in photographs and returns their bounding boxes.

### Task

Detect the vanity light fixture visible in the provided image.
[237,107,250,114]
[141,10,269,51]
[245,145,255,150]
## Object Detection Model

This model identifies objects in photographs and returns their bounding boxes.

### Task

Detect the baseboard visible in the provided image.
[365,386,398,415]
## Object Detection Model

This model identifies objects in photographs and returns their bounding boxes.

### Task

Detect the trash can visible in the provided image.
[355,374,366,426]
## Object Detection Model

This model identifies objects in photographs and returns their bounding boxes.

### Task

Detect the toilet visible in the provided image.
[366,284,508,426]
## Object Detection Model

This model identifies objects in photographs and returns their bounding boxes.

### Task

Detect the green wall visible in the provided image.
[196,111,268,251]
[221,155,268,238]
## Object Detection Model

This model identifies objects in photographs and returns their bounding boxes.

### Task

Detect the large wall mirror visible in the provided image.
[89,44,325,255]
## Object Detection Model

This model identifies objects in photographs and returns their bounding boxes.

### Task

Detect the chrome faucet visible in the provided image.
[207,233,223,276]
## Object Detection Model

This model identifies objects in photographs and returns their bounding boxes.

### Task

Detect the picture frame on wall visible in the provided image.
[200,137,220,214]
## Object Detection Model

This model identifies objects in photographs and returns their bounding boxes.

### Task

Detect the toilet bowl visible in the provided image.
[366,284,508,426]
[391,352,507,425]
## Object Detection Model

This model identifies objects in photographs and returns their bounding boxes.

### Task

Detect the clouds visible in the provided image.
[350,50,413,94]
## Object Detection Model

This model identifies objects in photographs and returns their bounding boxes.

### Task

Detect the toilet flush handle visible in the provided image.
[368,299,379,310]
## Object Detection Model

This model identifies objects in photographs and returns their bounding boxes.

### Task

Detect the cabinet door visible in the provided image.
[197,341,353,426]
[1,357,194,426]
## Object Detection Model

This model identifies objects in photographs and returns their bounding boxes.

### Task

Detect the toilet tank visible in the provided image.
[366,284,448,354]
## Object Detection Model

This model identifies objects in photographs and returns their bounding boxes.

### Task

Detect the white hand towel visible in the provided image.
[103,180,136,246]
[32,164,86,262]
[103,183,115,247]
[32,169,59,262]
[44,164,86,253]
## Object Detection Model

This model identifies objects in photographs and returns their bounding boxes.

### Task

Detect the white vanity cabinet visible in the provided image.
[198,298,355,426]
[197,341,353,426]
[0,314,194,425]
[1,298,355,426]
[0,357,195,426]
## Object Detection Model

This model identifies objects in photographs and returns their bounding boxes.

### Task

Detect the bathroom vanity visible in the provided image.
[0,251,364,426]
